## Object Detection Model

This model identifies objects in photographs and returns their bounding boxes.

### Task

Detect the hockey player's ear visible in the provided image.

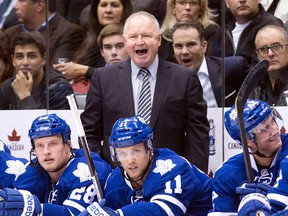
[66,140,72,153]
[247,139,256,151]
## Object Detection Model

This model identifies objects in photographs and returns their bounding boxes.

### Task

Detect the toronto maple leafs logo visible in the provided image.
[73,162,91,182]
[131,189,144,203]
[5,160,26,179]
[153,159,176,176]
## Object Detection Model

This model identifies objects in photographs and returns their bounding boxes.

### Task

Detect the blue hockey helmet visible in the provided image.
[28,113,71,148]
[109,115,153,161]
[225,99,278,142]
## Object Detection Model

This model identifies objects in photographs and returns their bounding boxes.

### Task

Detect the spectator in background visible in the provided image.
[75,0,133,68]
[56,0,90,25]
[0,0,19,30]
[56,0,132,93]
[0,31,73,109]
[0,30,13,87]
[159,0,220,63]
[81,11,210,173]
[171,20,250,107]
[131,0,167,25]
[5,0,84,65]
[209,0,283,61]
[209,99,288,215]
[261,0,288,23]
[251,25,288,106]
[53,23,129,93]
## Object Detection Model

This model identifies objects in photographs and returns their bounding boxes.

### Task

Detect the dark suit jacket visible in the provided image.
[5,12,84,65]
[206,56,251,107]
[81,59,210,173]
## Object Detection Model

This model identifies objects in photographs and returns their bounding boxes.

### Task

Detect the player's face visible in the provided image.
[225,0,259,23]
[172,27,206,70]
[123,15,161,68]
[173,0,201,22]
[253,116,282,156]
[12,44,45,79]
[116,143,151,181]
[100,35,129,65]
[33,135,71,174]
[256,28,288,74]
[97,0,124,26]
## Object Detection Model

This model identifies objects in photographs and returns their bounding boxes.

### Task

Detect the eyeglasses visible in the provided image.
[256,43,288,55]
[175,0,199,7]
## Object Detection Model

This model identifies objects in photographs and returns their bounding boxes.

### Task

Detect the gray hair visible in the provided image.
[123,11,160,35]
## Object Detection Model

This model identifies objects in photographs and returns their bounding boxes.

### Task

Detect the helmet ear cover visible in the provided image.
[28,113,71,149]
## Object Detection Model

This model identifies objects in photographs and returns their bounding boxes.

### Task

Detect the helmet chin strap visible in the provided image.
[254,150,276,158]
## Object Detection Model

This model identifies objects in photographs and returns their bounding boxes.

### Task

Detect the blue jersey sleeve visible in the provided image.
[267,156,288,212]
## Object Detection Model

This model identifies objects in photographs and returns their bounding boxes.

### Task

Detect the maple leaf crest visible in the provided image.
[5,160,26,179]
[153,159,176,176]
[73,162,91,182]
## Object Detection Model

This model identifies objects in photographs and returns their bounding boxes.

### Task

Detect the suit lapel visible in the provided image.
[150,59,172,128]
[117,61,135,116]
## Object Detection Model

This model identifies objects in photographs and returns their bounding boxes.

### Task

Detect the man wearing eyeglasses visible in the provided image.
[250,25,288,106]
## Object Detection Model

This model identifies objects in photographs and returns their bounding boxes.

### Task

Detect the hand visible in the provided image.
[0,188,41,216]
[236,182,272,200]
[79,199,119,216]
[53,62,88,81]
[11,71,33,100]
[238,193,273,216]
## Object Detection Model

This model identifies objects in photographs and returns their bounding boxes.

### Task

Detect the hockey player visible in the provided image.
[0,113,112,215]
[80,115,212,216]
[208,99,288,215]
[237,155,288,215]
[0,139,27,188]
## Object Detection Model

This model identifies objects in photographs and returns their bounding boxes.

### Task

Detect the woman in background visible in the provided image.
[159,0,219,62]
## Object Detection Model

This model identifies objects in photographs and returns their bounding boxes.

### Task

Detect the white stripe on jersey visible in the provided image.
[151,194,186,214]
[268,193,288,206]
[63,199,86,213]
[207,212,237,216]
[152,200,174,216]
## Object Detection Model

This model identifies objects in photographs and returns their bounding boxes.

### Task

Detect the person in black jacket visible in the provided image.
[0,31,73,109]
[171,20,252,107]
[209,1,283,60]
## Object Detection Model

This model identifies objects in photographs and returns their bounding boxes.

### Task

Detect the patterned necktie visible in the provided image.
[138,68,151,124]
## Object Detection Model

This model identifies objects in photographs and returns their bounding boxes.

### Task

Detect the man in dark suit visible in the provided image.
[172,20,251,107]
[5,0,84,65]
[81,11,210,173]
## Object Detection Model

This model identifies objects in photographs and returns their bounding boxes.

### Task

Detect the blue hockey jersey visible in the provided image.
[14,149,112,215]
[0,140,28,188]
[104,148,212,216]
[209,134,288,215]
[267,155,288,212]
